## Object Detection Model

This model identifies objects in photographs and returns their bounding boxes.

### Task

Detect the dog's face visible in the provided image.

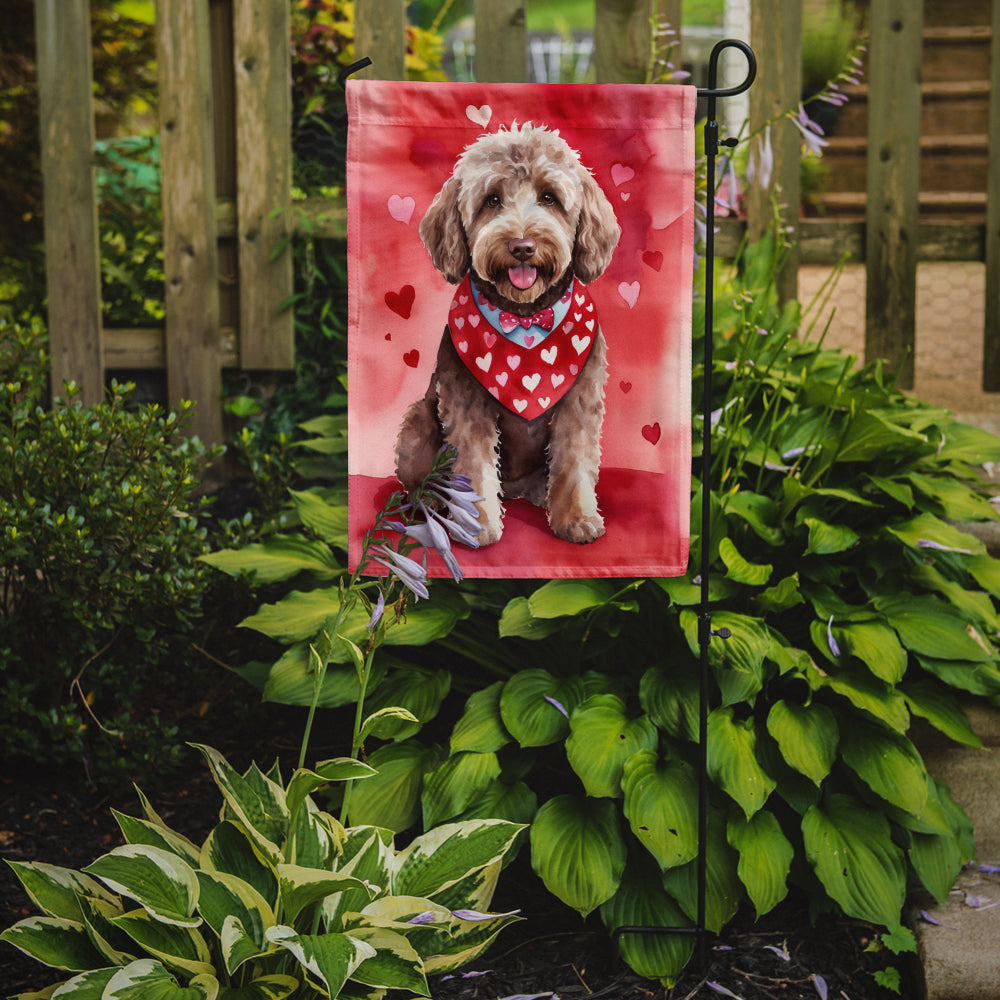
[420,124,620,304]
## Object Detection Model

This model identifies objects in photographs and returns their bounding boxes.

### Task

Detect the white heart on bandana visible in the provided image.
[507,355,521,370]
[476,352,492,371]
[541,345,557,365]
[538,397,551,409]
[513,399,528,413]
[496,371,508,386]
[522,373,540,392]
[453,316,465,329]
[572,335,591,355]
[458,341,468,353]
[551,373,565,388]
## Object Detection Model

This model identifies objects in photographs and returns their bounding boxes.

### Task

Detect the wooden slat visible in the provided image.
[103,328,238,370]
[746,0,801,304]
[233,0,294,369]
[864,0,923,389]
[354,0,406,81]
[983,0,1000,389]
[594,0,655,83]
[157,0,223,444]
[474,0,526,82]
[34,0,103,404]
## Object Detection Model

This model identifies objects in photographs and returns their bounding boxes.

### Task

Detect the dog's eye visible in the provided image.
[485,194,502,209]
[539,191,557,207]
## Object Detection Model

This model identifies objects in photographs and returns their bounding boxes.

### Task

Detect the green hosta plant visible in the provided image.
[1,743,523,999]
[340,234,999,985]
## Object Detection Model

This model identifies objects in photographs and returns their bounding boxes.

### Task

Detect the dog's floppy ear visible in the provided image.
[573,171,620,283]
[419,176,469,283]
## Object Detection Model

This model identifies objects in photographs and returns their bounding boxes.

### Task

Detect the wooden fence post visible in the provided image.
[864,0,923,389]
[594,0,659,84]
[233,0,294,370]
[474,0,527,82]
[34,0,104,405]
[746,0,801,305]
[355,0,407,80]
[157,0,223,445]
[983,0,1000,390]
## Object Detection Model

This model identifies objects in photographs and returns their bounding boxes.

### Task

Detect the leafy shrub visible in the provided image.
[212,232,1000,984]
[1,743,524,998]
[0,317,220,783]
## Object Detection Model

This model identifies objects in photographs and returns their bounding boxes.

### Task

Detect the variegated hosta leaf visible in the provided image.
[288,801,343,870]
[727,810,793,918]
[83,846,200,928]
[421,751,502,829]
[499,669,585,747]
[661,810,742,934]
[77,894,136,966]
[765,700,838,786]
[323,829,393,931]
[285,760,375,824]
[0,916,107,972]
[421,906,522,975]
[265,926,375,998]
[110,908,214,979]
[450,681,511,754]
[112,811,202,868]
[424,859,501,916]
[4,861,118,922]
[529,795,626,917]
[214,975,299,1000]
[706,707,776,819]
[802,793,906,926]
[344,926,429,995]
[347,741,442,832]
[838,718,929,817]
[102,958,218,999]
[191,745,287,863]
[200,822,278,910]
[391,820,524,901]
[195,871,274,974]
[277,864,375,925]
[599,854,694,987]
[621,751,699,871]
[46,966,118,997]
[566,695,658,799]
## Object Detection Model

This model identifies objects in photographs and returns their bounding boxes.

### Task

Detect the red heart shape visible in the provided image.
[642,422,661,445]
[620,380,632,393]
[642,250,663,272]
[403,349,420,368]
[385,285,415,319]
[385,333,392,340]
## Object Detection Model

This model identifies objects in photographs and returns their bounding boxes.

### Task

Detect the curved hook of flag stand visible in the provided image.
[612,38,756,973]
[339,39,758,977]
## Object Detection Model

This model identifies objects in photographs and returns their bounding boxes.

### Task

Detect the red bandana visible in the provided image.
[448,274,597,421]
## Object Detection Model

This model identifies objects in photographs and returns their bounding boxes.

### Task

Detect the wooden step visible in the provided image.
[922,25,993,82]
[813,190,987,222]
[822,134,989,193]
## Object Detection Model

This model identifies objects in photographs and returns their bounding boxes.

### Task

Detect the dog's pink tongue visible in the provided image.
[508,265,537,290]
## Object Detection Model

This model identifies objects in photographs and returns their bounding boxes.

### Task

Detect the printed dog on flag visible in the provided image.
[394,123,620,545]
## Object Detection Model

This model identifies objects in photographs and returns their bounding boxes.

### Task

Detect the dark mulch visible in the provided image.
[1,748,915,1000]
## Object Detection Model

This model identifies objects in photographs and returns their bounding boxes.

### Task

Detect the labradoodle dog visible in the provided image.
[395,123,620,546]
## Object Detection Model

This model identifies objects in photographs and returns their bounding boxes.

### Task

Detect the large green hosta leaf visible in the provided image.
[828,621,907,684]
[566,695,658,798]
[526,578,619,617]
[499,670,585,747]
[450,681,511,753]
[680,611,771,706]
[660,810,742,934]
[900,680,982,748]
[199,535,341,584]
[707,707,775,818]
[600,853,694,987]
[874,593,996,662]
[765,700,838,786]
[886,511,985,556]
[727,810,793,918]
[621,751,699,871]
[362,666,451,741]
[838,718,929,817]
[802,793,906,926]
[421,751,502,828]
[718,536,773,585]
[530,795,626,917]
[346,740,442,832]
[639,664,699,743]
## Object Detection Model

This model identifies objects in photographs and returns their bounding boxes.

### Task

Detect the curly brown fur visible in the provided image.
[396,123,620,545]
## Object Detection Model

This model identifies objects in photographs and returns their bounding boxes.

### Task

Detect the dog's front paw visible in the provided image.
[550,510,605,545]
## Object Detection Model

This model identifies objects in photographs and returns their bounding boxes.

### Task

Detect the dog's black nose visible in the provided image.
[508,238,536,261]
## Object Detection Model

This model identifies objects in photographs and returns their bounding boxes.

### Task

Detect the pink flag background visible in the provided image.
[347,80,696,578]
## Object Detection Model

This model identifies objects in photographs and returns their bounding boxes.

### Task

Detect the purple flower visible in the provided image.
[407,911,438,925]
[370,544,429,600]
[791,104,828,156]
[826,616,841,658]
[763,944,790,961]
[706,983,742,999]
[451,908,520,921]
[917,538,972,554]
[367,590,385,631]
[544,695,569,718]
[812,974,828,1000]
[747,125,774,190]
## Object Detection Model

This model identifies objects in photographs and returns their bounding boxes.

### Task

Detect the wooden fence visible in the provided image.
[33,0,1000,444]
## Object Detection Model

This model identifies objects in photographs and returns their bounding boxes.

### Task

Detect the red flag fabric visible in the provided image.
[347,80,696,578]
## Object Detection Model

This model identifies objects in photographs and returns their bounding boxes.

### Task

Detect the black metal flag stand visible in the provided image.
[612,38,756,972]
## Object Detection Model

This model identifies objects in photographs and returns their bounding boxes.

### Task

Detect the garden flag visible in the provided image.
[347,80,696,578]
